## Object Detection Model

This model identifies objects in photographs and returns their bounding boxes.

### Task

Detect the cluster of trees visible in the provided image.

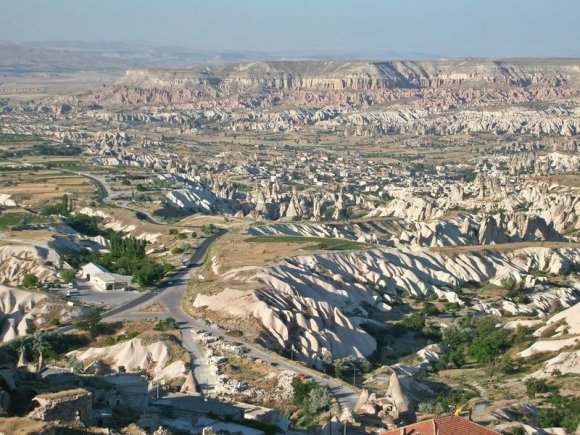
[169,228,197,239]
[435,316,513,376]
[408,162,437,176]
[60,269,76,284]
[61,227,173,288]
[524,379,580,432]
[171,244,191,255]
[109,232,146,258]
[502,276,529,303]
[292,378,332,427]
[0,330,88,365]
[67,213,102,237]
[41,194,71,217]
[92,234,172,287]
[201,224,218,235]
[22,273,39,289]
[32,143,81,156]
[77,310,106,338]
[418,384,478,415]
[153,317,178,331]
[394,307,442,341]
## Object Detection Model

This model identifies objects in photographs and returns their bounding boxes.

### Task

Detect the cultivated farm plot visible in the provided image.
[0,169,96,208]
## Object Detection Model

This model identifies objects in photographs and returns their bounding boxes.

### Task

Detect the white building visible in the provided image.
[80,263,132,291]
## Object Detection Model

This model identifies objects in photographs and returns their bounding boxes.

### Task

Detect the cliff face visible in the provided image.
[38,59,580,137]
[116,59,580,93]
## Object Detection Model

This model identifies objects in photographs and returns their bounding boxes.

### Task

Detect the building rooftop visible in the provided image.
[381,416,499,435]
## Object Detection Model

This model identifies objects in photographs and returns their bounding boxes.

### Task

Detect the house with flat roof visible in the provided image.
[80,263,132,291]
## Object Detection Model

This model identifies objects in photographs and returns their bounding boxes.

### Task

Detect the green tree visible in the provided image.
[469,329,509,365]
[68,213,101,236]
[307,384,331,413]
[77,310,103,338]
[60,269,76,283]
[22,273,39,288]
[292,378,314,407]
[525,378,558,399]
[132,260,165,287]
[537,394,580,432]
[32,331,48,363]
[442,327,470,350]
[401,312,426,332]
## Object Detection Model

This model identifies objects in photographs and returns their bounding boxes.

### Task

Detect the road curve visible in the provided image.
[62,225,358,409]
[58,169,165,225]
[103,229,359,410]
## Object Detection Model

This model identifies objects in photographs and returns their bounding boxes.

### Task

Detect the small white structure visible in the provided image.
[80,263,132,291]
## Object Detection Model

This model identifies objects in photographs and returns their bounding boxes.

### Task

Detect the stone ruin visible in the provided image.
[28,388,92,426]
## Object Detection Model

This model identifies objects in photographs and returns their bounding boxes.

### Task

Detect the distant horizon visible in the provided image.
[2,39,580,64]
[1,0,579,59]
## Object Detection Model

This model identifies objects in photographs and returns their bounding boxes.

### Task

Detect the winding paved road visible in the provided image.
[101,229,359,410]
[58,169,165,225]
[57,169,359,409]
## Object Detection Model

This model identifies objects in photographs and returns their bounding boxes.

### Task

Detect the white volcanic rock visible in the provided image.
[77,207,137,233]
[0,194,17,207]
[247,219,408,244]
[166,188,215,214]
[0,244,59,286]
[386,372,415,422]
[67,337,186,378]
[196,246,579,366]
[474,287,579,318]
[367,197,444,221]
[0,287,46,342]
[194,287,376,367]
[248,210,565,248]
[533,302,580,338]
[528,350,580,379]
[164,178,240,215]
[518,336,580,358]
[503,319,544,330]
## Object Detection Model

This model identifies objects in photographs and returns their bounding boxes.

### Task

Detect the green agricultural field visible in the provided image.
[244,235,367,251]
[0,212,54,230]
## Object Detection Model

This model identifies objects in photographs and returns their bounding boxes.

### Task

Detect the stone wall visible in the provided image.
[28,388,92,426]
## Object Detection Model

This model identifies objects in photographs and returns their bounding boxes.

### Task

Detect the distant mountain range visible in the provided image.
[0,41,439,74]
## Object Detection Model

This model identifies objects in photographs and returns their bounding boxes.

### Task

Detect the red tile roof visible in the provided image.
[381,415,499,435]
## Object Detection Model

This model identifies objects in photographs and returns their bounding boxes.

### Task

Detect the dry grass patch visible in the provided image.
[207,228,314,274]
[0,169,96,208]
[222,353,280,388]
[0,417,51,435]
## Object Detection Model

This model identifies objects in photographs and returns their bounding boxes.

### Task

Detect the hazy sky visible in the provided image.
[1,0,579,58]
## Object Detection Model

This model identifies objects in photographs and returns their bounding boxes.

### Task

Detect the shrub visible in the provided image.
[153,317,177,331]
[422,302,441,316]
[60,269,76,283]
[22,273,39,289]
[525,378,558,399]
[77,310,103,338]
[400,312,426,332]
[536,394,580,432]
